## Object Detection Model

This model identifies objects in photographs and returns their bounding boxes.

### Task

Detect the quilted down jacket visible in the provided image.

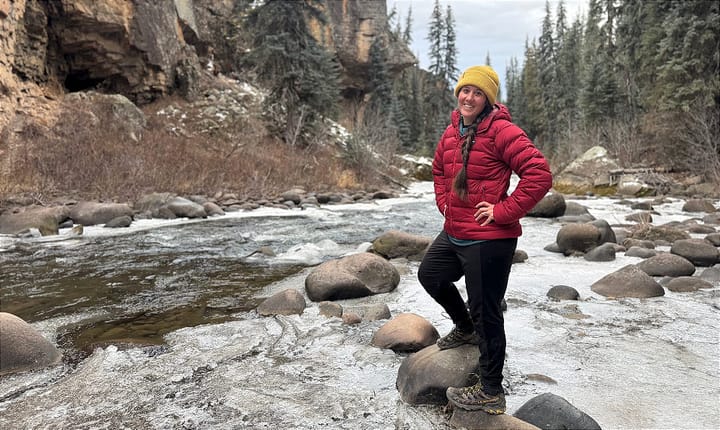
[432,104,553,240]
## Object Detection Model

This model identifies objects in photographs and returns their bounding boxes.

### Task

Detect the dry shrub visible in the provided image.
[641,108,720,183]
[1,101,381,203]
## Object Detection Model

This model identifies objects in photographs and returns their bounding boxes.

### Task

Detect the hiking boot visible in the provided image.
[436,326,480,350]
[446,383,506,414]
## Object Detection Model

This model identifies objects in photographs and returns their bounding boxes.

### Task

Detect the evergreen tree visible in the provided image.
[580,0,608,126]
[555,1,582,130]
[505,56,527,125]
[484,53,501,102]
[522,39,544,144]
[443,5,459,83]
[245,0,340,146]
[537,0,557,147]
[427,0,444,78]
[652,0,720,111]
[403,5,414,45]
[368,36,393,118]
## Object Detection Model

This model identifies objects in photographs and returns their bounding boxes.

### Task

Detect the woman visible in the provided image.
[418,65,552,414]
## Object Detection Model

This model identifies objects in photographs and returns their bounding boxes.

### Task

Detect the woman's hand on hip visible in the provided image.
[474,201,495,226]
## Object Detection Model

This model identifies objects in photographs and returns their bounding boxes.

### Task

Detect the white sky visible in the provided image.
[386,0,587,94]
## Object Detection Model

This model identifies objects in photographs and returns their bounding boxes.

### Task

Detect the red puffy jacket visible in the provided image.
[432,104,552,240]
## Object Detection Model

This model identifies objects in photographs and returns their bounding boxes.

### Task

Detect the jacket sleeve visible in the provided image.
[432,132,448,215]
[492,122,553,225]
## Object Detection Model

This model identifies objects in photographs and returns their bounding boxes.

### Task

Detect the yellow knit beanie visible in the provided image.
[454,65,499,105]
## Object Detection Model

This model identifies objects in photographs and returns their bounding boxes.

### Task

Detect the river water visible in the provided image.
[0,182,718,429]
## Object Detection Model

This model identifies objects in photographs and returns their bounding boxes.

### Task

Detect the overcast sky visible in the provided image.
[386,0,587,94]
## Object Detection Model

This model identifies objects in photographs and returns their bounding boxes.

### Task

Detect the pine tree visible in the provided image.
[505,56,527,125]
[537,0,557,147]
[403,5,414,45]
[652,0,720,111]
[555,1,582,130]
[368,36,393,118]
[245,0,340,146]
[427,0,444,78]
[443,5,459,83]
[522,39,544,144]
[580,0,608,126]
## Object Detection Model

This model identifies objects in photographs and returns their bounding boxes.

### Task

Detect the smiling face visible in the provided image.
[457,85,487,125]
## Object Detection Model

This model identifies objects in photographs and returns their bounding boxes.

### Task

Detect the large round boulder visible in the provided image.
[0,312,62,376]
[556,223,602,255]
[372,313,438,352]
[635,253,696,277]
[665,276,714,292]
[526,193,566,218]
[396,341,478,405]
[304,252,400,301]
[256,289,306,316]
[451,408,540,430]
[69,201,134,226]
[513,392,601,430]
[0,206,69,236]
[671,239,720,267]
[590,265,665,298]
[682,199,717,213]
[371,230,432,261]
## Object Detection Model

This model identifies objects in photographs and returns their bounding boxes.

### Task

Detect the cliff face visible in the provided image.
[0,0,415,136]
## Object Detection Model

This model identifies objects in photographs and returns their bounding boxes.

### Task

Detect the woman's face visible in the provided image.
[457,85,487,124]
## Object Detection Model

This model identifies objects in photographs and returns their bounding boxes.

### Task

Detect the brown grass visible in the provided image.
[0,97,391,205]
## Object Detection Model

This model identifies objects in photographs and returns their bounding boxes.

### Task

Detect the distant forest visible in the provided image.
[386,0,719,183]
[242,0,718,183]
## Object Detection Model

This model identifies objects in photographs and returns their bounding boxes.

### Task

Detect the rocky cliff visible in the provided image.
[0,0,415,139]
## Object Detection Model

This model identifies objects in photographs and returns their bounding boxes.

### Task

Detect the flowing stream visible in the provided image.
[1,182,719,429]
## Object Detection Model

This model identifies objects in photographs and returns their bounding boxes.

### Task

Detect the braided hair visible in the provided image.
[452,104,493,200]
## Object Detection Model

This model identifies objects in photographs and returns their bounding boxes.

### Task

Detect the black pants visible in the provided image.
[418,231,517,393]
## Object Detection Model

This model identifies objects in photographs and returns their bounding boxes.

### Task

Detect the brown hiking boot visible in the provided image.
[446,382,506,414]
[436,326,480,350]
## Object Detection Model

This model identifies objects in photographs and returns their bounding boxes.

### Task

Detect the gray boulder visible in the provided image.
[345,303,392,321]
[256,289,306,316]
[671,238,720,267]
[699,266,720,285]
[371,313,438,352]
[665,276,714,292]
[625,246,657,259]
[590,219,617,244]
[526,193,566,218]
[318,301,343,318]
[547,285,580,301]
[583,242,616,262]
[202,201,225,216]
[0,312,62,376]
[304,252,400,301]
[104,215,132,228]
[635,252,696,277]
[166,197,207,218]
[682,199,717,213]
[451,409,540,430]
[69,201,133,226]
[556,223,602,255]
[591,265,665,298]
[396,341,478,404]
[513,392,601,430]
[553,146,619,194]
[371,230,432,261]
[0,206,68,236]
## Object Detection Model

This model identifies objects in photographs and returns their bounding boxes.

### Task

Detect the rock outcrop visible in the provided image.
[0,0,412,140]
